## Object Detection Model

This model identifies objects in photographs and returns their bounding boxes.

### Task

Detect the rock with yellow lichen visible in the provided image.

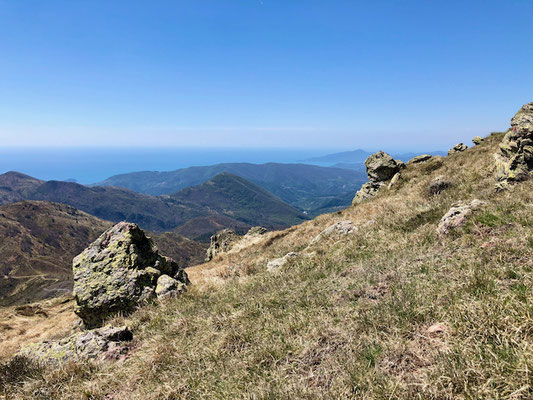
[73,222,189,328]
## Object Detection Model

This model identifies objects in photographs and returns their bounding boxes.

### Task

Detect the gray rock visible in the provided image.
[73,222,189,328]
[407,154,432,165]
[472,136,484,145]
[310,220,357,245]
[448,143,468,155]
[18,326,133,365]
[365,151,402,182]
[352,181,384,204]
[205,229,240,261]
[388,172,401,189]
[155,274,186,298]
[495,102,533,186]
[267,252,298,272]
[437,200,485,234]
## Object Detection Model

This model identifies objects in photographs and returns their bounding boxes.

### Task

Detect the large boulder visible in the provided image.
[495,102,533,185]
[352,181,384,204]
[73,222,189,328]
[205,229,240,261]
[365,151,402,182]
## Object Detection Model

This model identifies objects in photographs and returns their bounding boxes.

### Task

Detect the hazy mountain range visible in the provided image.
[94,162,367,213]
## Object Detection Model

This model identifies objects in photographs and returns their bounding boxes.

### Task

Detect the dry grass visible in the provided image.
[0,297,77,362]
[4,133,533,399]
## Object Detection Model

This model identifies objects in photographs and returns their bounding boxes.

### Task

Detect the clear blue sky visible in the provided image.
[0,0,532,150]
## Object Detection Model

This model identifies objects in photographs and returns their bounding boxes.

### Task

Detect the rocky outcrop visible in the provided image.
[353,151,402,204]
[437,200,485,234]
[472,136,484,145]
[407,154,432,165]
[18,326,133,365]
[267,252,298,272]
[205,229,240,261]
[73,222,189,328]
[448,143,468,155]
[495,102,533,186]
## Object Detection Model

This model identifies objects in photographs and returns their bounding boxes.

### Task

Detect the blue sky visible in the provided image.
[0,0,532,150]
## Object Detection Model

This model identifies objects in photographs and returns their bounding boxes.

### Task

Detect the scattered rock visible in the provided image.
[73,222,189,328]
[448,143,468,155]
[14,304,48,318]
[155,274,186,298]
[472,136,484,145]
[18,326,133,365]
[245,226,268,237]
[353,151,402,203]
[437,200,485,234]
[388,172,401,189]
[310,220,357,245]
[205,229,240,261]
[495,102,533,186]
[267,252,298,272]
[407,154,433,165]
[428,176,452,196]
[427,323,448,335]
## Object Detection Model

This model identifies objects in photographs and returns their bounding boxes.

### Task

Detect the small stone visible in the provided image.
[388,172,401,189]
[310,220,357,245]
[155,274,186,298]
[427,323,448,335]
[267,252,298,272]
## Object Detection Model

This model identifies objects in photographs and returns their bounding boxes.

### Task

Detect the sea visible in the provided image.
[0,147,337,184]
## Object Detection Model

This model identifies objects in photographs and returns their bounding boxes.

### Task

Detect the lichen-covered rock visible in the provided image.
[472,136,484,145]
[448,143,468,155]
[267,252,298,272]
[495,102,533,186]
[155,274,185,298]
[205,229,240,261]
[437,200,485,234]
[18,326,133,365]
[245,226,268,237]
[407,154,432,165]
[364,151,402,182]
[352,181,384,204]
[73,222,189,328]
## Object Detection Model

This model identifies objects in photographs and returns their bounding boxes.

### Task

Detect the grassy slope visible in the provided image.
[6,133,533,399]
